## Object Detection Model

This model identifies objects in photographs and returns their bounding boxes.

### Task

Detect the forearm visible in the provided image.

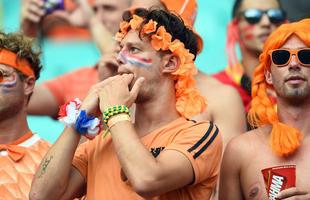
[30,127,81,199]
[89,17,115,54]
[21,19,40,37]
[110,121,161,189]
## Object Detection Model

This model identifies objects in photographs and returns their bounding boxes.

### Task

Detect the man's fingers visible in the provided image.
[277,187,307,199]
[130,77,144,100]
[32,0,45,8]
[121,74,134,86]
[25,12,42,22]
[28,3,45,17]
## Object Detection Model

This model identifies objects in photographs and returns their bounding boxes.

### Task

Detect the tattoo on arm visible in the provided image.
[38,155,53,178]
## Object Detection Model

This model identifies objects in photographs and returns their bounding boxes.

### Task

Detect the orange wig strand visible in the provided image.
[248,19,310,157]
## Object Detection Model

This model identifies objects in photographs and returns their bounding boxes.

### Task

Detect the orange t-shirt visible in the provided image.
[0,132,50,200]
[73,118,222,199]
[43,66,98,106]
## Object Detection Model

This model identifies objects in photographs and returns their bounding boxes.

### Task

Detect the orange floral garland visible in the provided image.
[115,15,206,118]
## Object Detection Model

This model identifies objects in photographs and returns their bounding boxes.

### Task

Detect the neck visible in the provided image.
[0,107,30,144]
[277,97,310,137]
[240,47,260,80]
[134,81,180,137]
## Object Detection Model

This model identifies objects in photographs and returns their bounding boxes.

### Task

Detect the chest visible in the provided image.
[240,147,310,200]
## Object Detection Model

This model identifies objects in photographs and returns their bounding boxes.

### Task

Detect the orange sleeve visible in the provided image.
[165,121,223,185]
[43,67,97,106]
[43,73,73,106]
[72,141,90,180]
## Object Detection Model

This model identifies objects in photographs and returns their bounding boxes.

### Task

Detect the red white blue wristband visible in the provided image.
[58,98,101,139]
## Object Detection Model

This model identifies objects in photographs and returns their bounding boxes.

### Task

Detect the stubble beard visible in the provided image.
[282,82,310,105]
[0,98,24,122]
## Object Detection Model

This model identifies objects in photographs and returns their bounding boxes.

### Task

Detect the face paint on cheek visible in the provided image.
[118,51,153,68]
[0,74,18,93]
[242,25,255,40]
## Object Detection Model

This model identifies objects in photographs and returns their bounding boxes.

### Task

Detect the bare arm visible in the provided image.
[29,127,85,200]
[219,137,244,200]
[21,0,45,37]
[75,0,115,54]
[28,84,60,118]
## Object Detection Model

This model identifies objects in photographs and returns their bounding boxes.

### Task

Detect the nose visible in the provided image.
[260,14,271,26]
[288,55,301,71]
[116,52,125,65]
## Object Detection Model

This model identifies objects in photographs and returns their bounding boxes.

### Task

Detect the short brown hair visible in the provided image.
[0,31,42,80]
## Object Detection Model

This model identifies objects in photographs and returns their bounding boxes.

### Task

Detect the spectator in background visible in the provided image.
[220,18,310,199]
[26,0,132,118]
[0,31,50,199]
[21,0,131,53]
[213,0,287,112]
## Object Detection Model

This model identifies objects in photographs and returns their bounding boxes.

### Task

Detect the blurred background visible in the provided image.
[1,0,309,143]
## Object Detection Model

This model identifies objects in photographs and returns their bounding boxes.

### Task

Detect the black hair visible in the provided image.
[232,0,284,18]
[121,8,198,59]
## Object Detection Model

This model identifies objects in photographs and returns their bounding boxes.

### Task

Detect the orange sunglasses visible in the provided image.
[269,48,310,67]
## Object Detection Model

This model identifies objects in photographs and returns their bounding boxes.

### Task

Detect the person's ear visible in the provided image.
[162,54,179,74]
[23,76,35,96]
[265,69,273,85]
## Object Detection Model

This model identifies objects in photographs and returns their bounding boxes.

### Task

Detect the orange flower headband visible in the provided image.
[115,15,206,118]
[0,49,35,77]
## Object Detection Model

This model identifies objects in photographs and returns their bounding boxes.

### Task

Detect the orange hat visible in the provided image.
[160,0,203,53]
[248,19,310,157]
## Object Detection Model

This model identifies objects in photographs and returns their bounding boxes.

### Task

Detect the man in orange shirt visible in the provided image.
[0,31,50,199]
[28,0,246,147]
[30,9,222,200]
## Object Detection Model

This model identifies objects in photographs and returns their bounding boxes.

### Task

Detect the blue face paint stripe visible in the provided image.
[0,74,18,88]
[118,51,152,68]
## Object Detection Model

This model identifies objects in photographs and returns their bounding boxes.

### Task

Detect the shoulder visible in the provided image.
[196,75,242,111]
[178,120,223,157]
[21,134,51,158]
[44,66,97,84]
[224,127,268,162]
[196,73,239,99]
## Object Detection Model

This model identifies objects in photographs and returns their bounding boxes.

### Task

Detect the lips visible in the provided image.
[258,33,270,42]
[285,75,306,84]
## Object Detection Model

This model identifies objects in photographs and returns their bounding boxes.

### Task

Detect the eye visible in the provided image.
[129,46,141,54]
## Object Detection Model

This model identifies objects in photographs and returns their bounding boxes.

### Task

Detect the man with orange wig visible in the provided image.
[30,9,222,200]
[219,18,310,199]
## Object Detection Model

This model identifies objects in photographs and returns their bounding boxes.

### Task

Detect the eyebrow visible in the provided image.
[126,42,143,47]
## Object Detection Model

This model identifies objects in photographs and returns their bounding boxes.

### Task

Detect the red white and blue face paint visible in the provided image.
[0,70,18,92]
[117,50,153,68]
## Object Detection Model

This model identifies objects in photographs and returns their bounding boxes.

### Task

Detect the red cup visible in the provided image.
[261,165,296,199]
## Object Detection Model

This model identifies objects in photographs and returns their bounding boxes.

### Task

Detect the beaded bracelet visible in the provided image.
[103,105,130,124]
